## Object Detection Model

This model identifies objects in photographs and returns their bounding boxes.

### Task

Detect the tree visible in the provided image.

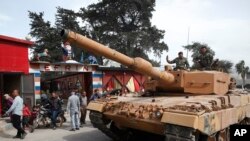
[235,60,249,89]
[29,0,167,65]
[183,42,215,69]
[217,60,233,73]
[79,0,168,66]
[29,11,62,62]
[183,42,233,72]
[55,7,89,62]
[29,8,90,62]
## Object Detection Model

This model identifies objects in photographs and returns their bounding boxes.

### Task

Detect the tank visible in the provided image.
[61,29,250,141]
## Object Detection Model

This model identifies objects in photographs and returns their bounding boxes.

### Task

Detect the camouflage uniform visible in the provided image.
[168,57,190,70]
[195,53,213,70]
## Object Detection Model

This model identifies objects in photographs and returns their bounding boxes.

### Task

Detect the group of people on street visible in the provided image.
[2,87,102,138]
[167,46,216,70]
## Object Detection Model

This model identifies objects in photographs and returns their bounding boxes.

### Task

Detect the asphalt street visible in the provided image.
[0,112,165,141]
[0,113,111,141]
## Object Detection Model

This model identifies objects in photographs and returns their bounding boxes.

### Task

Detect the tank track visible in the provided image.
[89,111,197,141]
[89,111,121,141]
[165,124,197,141]
[90,111,238,141]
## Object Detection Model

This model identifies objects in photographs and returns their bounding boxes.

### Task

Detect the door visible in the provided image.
[21,74,34,108]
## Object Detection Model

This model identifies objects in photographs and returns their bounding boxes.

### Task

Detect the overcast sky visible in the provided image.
[1,0,250,67]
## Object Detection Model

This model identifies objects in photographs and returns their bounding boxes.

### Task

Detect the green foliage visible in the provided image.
[29,0,168,65]
[79,0,168,65]
[183,42,215,63]
[183,42,233,72]
[29,8,90,62]
[29,11,62,62]
[235,60,249,79]
[235,60,249,89]
[217,60,233,73]
[55,7,89,62]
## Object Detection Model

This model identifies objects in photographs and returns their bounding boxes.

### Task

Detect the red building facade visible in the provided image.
[0,35,33,116]
[0,35,32,73]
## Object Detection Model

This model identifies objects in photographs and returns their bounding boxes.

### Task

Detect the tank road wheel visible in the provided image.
[165,124,197,141]
[207,135,216,141]
[243,117,250,125]
[110,122,136,141]
[89,111,121,141]
[200,128,230,141]
[200,134,216,141]
[121,131,135,141]
[165,124,231,141]
[217,129,229,141]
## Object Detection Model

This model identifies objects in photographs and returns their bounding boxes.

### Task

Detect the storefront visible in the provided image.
[0,35,33,116]
[29,62,98,100]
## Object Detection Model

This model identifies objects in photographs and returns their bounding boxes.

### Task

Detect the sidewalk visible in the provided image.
[0,117,13,132]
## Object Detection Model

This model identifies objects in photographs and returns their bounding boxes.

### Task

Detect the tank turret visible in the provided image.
[61,29,231,95]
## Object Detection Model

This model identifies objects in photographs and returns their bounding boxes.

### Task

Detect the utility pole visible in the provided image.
[186,26,190,60]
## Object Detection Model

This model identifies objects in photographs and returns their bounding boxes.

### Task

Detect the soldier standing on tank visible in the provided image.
[194,46,213,70]
[166,51,190,70]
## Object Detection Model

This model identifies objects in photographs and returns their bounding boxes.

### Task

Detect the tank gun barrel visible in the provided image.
[61,29,175,84]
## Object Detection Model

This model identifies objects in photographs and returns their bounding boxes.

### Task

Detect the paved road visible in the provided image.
[0,112,165,141]
[0,114,111,141]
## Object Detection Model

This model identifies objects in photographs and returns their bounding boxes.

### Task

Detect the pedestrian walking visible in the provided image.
[80,91,88,127]
[67,90,80,131]
[49,92,63,130]
[4,90,27,139]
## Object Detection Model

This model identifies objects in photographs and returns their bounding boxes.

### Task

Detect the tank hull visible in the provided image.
[88,90,250,140]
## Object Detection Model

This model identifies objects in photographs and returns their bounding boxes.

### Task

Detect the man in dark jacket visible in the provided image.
[90,89,101,101]
[49,92,63,130]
